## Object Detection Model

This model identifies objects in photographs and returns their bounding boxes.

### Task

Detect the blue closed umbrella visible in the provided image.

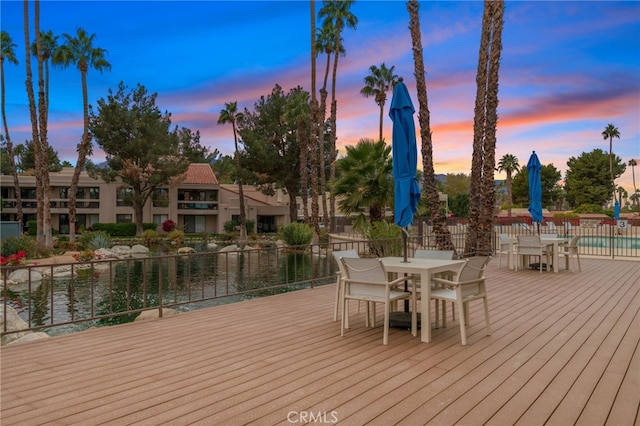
[614,200,620,220]
[527,151,543,228]
[389,78,421,231]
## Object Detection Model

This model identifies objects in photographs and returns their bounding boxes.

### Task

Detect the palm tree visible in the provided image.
[318,0,357,232]
[24,0,54,247]
[332,138,393,228]
[55,28,111,242]
[407,0,453,251]
[30,30,58,119]
[602,123,620,203]
[218,101,247,239]
[283,89,310,222]
[629,158,638,213]
[309,0,321,234]
[466,0,504,254]
[1,31,23,225]
[360,62,398,142]
[497,154,519,218]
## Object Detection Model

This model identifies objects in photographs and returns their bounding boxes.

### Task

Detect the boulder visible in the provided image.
[94,248,116,259]
[130,244,150,255]
[206,242,219,250]
[219,244,239,253]
[110,245,132,257]
[8,268,42,284]
[177,247,195,254]
[0,305,31,345]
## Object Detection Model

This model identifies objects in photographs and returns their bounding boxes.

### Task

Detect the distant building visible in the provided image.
[0,164,291,235]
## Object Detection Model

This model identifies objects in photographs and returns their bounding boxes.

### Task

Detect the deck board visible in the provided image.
[2,257,639,425]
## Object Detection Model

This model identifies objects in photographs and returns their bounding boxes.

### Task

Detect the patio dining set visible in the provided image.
[497,233,582,273]
[331,249,492,346]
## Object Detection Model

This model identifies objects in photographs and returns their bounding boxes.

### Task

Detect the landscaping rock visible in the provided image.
[177,247,196,254]
[0,305,30,345]
[131,244,150,255]
[8,269,42,284]
[134,308,179,322]
[7,332,50,345]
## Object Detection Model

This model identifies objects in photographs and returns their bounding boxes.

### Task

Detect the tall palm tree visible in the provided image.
[318,0,357,232]
[602,124,620,204]
[1,31,23,225]
[407,0,453,251]
[466,0,504,254]
[629,158,638,213]
[360,62,398,142]
[218,101,247,239]
[332,138,393,228]
[30,30,58,120]
[284,89,310,222]
[309,0,321,234]
[24,0,53,247]
[314,19,342,229]
[497,153,519,218]
[55,27,111,242]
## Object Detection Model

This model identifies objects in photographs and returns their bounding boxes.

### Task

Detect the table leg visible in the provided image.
[421,272,431,343]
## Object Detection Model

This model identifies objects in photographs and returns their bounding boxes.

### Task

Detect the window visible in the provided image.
[89,187,100,200]
[116,214,132,223]
[116,188,133,206]
[153,214,169,227]
[59,187,69,199]
[183,215,206,233]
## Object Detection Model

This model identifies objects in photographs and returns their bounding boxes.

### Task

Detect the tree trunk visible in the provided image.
[407,0,453,251]
[1,58,23,225]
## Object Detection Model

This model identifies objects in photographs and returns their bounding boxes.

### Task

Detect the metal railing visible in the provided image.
[2,229,638,339]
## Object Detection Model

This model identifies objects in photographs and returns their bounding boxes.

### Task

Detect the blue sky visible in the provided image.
[2,1,639,194]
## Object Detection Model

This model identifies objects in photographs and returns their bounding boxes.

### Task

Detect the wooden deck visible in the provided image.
[1,257,639,425]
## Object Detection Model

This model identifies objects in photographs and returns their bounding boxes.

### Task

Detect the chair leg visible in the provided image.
[483,296,492,336]
[576,253,581,272]
[383,300,389,345]
[457,299,467,345]
[334,278,342,322]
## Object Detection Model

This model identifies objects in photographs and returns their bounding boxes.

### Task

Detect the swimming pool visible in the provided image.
[579,235,640,250]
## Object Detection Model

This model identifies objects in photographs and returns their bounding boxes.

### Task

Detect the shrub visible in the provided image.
[142,229,158,246]
[279,222,314,247]
[223,220,237,233]
[143,222,157,231]
[366,220,403,257]
[92,222,137,237]
[245,219,255,234]
[87,232,111,250]
[162,219,176,232]
[0,235,49,259]
[27,220,37,236]
[167,229,185,246]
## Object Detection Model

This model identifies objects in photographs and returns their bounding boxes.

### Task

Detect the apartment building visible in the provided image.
[0,164,291,235]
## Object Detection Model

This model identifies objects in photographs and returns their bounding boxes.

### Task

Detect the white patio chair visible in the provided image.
[414,248,457,322]
[331,249,359,322]
[516,235,551,273]
[559,235,581,272]
[430,255,492,345]
[547,222,558,233]
[497,234,511,268]
[340,257,416,345]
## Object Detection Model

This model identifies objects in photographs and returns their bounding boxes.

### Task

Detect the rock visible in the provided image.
[177,247,195,254]
[219,244,239,253]
[206,242,218,250]
[0,305,31,345]
[94,248,116,259]
[110,245,132,257]
[8,269,42,284]
[7,332,50,345]
[130,244,150,255]
[134,308,179,322]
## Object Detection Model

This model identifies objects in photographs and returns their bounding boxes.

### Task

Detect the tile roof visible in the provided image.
[182,164,218,185]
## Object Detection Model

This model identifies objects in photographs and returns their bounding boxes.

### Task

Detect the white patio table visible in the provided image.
[509,236,570,273]
[381,257,466,343]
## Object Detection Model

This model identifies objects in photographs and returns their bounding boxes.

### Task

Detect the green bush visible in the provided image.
[167,229,185,246]
[142,229,158,246]
[279,222,314,247]
[245,219,255,234]
[27,220,37,236]
[92,222,137,237]
[223,220,237,233]
[0,235,50,259]
[87,232,111,250]
[366,221,403,257]
[143,222,157,231]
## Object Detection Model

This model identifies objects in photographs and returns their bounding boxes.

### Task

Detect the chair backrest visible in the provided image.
[332,249,359,280]
[458,256,491,282]
[568,235,581,248]
[540,233,558,239]
[548,222,557,230]
[517,235,544,254]
[340,257,388,295]
[498,234,511,246]
[414,249,454,260]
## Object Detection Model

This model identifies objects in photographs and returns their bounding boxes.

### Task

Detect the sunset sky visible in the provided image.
[2,1,639,194]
